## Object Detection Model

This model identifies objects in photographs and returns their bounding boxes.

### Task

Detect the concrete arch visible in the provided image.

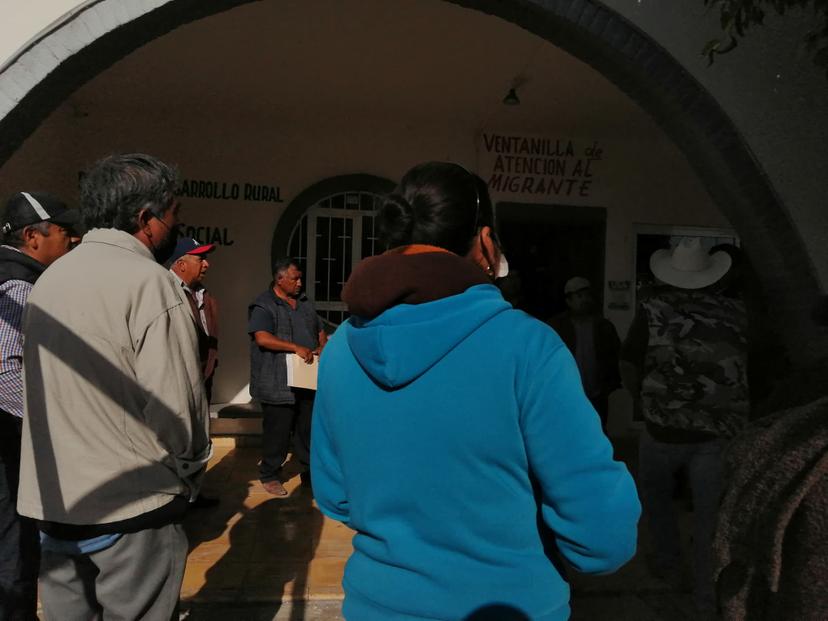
[0,0,822,362]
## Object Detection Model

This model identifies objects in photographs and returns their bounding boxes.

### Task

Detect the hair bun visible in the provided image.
[384,192,416,215]
[376,192,415,250]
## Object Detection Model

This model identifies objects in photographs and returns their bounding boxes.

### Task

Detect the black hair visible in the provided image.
[272,257,298,279]
[270,257,298,288]
[376,162,495,255]
[79,153,179,233]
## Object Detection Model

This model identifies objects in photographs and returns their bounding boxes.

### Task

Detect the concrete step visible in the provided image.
[209,402,263,437]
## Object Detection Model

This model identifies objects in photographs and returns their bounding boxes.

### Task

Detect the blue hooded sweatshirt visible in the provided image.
[311,251,640,621]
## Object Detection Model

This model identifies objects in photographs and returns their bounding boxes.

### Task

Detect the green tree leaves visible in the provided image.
[703,0,828,77]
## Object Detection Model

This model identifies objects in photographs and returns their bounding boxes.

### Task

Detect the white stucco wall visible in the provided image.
[0,0,88,66]
[0,99,728,407]
[1,1,823,292]
[0,0,171,121]
[4,0,822,430]
[602,0,828,287]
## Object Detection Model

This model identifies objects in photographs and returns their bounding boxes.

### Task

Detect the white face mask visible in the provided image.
[496,253,510,279]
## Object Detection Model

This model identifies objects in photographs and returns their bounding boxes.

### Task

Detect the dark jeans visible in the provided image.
[260,390,315,483]
[0,411,39,621]
[638,431,726,617]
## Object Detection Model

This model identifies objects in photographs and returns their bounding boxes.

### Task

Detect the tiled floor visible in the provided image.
[181,441,351,606]
[179,438,698,620]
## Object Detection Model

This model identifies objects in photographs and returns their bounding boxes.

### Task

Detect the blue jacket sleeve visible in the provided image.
[310,356,350,525]
[516,335,641,574]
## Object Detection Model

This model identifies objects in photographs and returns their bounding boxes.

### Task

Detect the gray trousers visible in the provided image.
[39,523,187,621]
[638,431,726,617]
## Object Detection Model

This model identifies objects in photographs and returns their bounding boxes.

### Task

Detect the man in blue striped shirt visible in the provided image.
[0,191,80,621]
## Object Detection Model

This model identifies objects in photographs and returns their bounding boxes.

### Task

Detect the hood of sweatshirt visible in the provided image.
[0,245,45,286]
[340,246,511,388]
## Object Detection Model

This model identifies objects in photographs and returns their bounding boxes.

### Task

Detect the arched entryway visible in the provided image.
[0,0,822,362]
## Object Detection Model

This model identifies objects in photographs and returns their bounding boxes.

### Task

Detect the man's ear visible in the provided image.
[479,225,498,269]
[21,225,39,247]
[136,207,154,232]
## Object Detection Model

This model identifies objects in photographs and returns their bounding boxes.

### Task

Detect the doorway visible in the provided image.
[496,202,607,321]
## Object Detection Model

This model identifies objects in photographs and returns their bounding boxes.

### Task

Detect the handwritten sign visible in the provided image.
[480,133,604,199]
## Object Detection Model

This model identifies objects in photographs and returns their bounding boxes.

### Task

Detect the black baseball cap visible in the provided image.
[2,192,81,234]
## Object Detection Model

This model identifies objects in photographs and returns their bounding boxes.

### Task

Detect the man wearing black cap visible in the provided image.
[0,191,81,620]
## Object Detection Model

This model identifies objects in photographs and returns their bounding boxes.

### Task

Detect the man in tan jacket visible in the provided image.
[17,153,210,620]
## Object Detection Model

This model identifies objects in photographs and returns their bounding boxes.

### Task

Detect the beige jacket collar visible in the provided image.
[82,228,155,262]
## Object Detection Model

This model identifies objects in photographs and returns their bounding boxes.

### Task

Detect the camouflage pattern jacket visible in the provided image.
[624,287,749,438]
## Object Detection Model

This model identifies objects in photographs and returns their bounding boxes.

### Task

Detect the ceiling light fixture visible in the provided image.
[503,87,520,106]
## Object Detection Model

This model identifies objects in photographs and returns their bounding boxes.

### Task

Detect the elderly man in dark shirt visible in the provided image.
[248,258,327,496]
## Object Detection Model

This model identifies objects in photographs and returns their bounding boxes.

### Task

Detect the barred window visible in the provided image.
[287,190,383,327]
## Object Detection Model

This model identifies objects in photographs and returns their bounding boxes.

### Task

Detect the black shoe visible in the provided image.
[190,494,220,509]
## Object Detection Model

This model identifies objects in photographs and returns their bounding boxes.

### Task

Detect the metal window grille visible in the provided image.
[287,191,382,326]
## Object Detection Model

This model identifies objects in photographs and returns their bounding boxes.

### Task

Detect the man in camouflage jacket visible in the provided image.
[620,237,748,621]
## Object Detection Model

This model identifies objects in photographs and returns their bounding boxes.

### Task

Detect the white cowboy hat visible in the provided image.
[649,237,732,290]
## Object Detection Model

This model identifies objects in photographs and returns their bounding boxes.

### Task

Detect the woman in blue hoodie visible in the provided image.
[311,162,640,621]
